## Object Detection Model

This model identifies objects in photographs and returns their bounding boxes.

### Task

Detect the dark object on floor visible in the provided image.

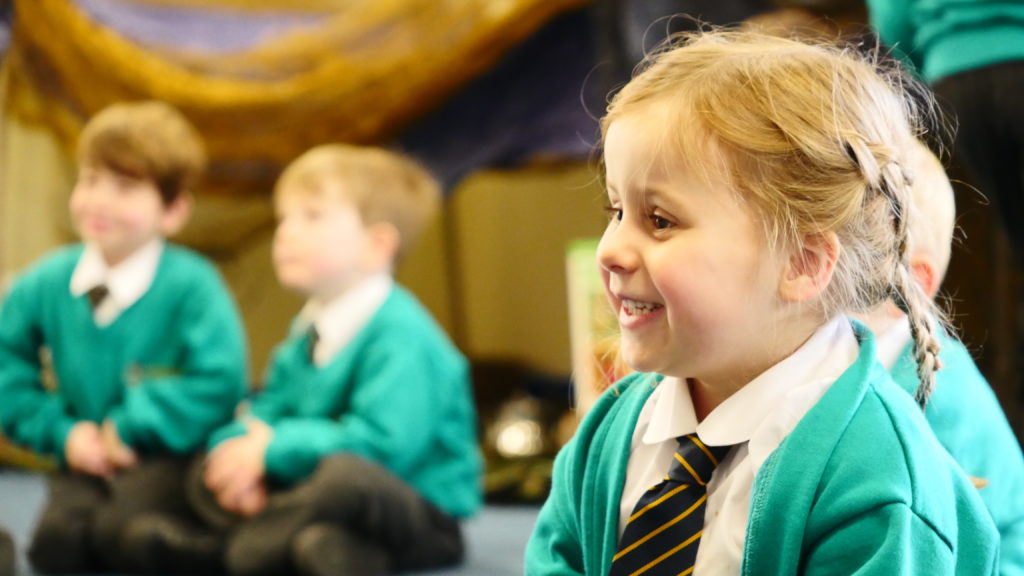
[0,529,14,576]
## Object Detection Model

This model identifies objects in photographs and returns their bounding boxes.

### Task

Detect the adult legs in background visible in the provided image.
[27,473,108,573]
[225,454,464,576]
[934,60,1024,441]
[934,61,1024,263]
[0,528,16,576]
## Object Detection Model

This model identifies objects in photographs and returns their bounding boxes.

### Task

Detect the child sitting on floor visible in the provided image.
[127,143,482,576]
[0,100,247,574]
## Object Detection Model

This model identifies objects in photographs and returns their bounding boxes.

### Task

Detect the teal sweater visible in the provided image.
[868,0,1024,83]
[526,324,999,575]
[891,334,1024,576]
[0,244,247,464]
[209,285,482,519]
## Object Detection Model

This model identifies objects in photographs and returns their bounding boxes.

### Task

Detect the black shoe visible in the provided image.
[0,530,14,576]
[291,524,390,576]
[120,514,224,575]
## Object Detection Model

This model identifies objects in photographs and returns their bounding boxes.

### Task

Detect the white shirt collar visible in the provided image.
[298,274,393,366]
[70,239,164,326]
[641,315,859,448]
[873,316,911,370]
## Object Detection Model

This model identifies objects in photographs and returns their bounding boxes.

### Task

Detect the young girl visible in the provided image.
[526,30,999,575]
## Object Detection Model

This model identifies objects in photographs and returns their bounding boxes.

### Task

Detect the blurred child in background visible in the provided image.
[127,143,482,576]
[0,100,247,573]
[858,139,1024,574]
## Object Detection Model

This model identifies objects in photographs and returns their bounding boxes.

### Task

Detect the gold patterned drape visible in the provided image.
[5,0,591,196]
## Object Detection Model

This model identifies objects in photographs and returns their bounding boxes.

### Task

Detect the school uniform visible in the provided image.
[197,277,481,576]
[0,240,247,572]
[526,318,999,575]
[879,319,1024,576]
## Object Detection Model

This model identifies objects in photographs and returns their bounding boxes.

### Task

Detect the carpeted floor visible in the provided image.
[0,470,538,576]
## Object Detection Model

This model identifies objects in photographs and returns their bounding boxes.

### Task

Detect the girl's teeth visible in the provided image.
[623,299,662,316]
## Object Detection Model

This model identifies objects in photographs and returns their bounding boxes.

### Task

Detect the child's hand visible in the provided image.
[65,421,113,477]
[236,481,269,518]
[101,420,139,470]
[204,419,272,516]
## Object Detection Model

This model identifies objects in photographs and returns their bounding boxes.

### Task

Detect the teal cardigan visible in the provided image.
[526,324,999,575]
[209,284,482,519]
[891,334,1024,576]
[0,244,247,463]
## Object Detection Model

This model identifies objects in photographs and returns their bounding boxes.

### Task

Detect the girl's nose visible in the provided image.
[597,221,638,274]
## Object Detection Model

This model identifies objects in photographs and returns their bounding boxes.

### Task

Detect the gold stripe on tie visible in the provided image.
[690,435,720,467]
[674,453,708,486]
[609,434,731,576]
[626,484,691,524]
[629,531,702,576]
[613,494,707,561]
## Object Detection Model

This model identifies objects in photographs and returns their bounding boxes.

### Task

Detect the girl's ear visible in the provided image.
[160,192,193,237]
[909,254,939,299]
[779,231,840,303]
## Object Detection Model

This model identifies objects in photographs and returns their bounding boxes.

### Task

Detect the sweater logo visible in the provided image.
[123,364,182,386]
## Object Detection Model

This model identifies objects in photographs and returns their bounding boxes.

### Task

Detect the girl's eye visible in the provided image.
[652,215,673,230]
[604,205,623,222]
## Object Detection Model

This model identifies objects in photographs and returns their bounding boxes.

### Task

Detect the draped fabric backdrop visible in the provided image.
[5,0,593,196]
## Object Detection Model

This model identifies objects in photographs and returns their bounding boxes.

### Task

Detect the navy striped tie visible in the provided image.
[86,284,109,310]
[609,434,730,576]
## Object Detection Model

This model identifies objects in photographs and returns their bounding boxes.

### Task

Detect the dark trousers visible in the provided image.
[934,60,1024,264]
[188,454,464,576]
[27,456,191,573]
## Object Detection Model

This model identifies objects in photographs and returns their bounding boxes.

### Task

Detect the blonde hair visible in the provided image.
[603,30,943,406]
[77,100,207,205]
[275,143,441,259]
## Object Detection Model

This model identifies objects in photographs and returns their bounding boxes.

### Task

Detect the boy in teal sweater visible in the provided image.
[130,144,482,576]
[859,140,1024,575]
[0,100,248,574]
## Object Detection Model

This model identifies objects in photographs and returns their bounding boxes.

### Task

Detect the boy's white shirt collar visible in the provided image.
[873,316,912,370]
[298,273,393,367]
[70,239,164,327]
[641,315,859,455]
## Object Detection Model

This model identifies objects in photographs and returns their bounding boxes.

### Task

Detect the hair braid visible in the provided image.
[882,159,944,408]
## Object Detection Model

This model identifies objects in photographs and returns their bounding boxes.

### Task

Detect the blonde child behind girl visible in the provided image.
[859,140,1024,574]
[526,30,998,575]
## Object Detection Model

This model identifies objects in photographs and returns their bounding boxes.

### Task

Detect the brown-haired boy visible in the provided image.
[127,144,482,576]
[0,101,247,573]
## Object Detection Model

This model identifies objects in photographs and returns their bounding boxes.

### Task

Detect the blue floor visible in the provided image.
[0,470,539,576]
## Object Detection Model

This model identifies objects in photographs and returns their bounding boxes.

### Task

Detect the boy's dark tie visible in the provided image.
[609,434,730,576]
[306,326,320,363]
[86,285,109,310]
